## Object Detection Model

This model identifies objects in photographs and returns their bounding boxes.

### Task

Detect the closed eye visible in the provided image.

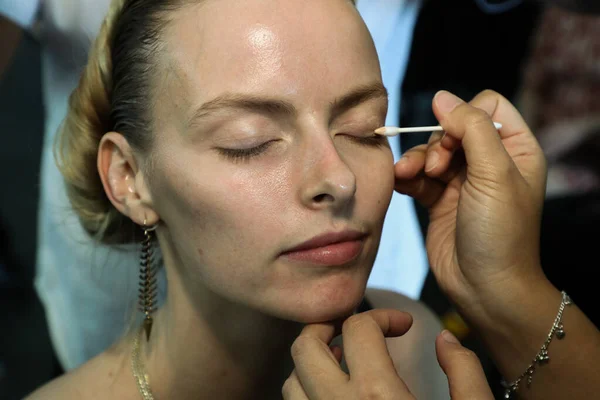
[341,133,388,147]
[216,140,277,162]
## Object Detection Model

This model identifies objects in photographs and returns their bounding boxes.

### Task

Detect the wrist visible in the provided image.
[469,270,554,326]
[456,271,563,377]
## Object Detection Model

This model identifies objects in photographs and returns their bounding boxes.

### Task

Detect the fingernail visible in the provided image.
[425,151,439,172]
[442,329,460,344]
[435,90,463,114]
[396,155,409,166]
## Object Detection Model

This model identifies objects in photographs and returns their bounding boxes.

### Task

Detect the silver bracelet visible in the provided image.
[501,291,572,399]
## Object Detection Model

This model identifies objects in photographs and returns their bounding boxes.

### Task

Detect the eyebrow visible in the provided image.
[188,94,297,128]
[329,82,388,121]
[187,82,388,128]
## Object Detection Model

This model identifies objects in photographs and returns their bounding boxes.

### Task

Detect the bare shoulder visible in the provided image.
[365,288,449,399]
[25,369,91,400]
[24,342,133,400]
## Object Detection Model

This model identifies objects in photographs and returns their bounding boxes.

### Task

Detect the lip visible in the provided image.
[281,230,368,266]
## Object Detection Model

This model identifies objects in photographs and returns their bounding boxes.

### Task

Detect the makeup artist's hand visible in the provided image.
[394,89,548,321]
[282,309,494,399]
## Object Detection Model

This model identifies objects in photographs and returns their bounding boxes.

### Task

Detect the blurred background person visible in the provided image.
[0,3,143,399]
[518,4,600,327]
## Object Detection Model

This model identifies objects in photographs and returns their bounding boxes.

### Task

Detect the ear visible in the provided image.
[98,132,159,227]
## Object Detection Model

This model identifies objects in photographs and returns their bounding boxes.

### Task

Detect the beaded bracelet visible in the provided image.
[501,291,572,399]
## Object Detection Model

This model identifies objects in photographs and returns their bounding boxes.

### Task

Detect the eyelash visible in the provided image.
[218,134,386,162]
[347,134,388,147]
[217,141,276,162]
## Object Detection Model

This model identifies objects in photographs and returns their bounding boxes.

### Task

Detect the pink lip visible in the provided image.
[281,231,367,266]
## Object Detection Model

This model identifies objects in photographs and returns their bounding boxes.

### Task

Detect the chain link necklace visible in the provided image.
[131,328,156,400]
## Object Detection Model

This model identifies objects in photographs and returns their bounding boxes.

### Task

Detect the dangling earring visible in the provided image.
[139,219,158,341]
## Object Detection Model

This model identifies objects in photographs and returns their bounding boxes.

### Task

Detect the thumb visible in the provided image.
[432,90,513,177]
[436,330,494,400]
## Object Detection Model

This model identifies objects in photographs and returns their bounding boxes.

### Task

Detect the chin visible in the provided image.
[270,274,369,324]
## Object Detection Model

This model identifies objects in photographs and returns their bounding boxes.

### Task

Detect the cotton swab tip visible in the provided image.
[374,126,399,136]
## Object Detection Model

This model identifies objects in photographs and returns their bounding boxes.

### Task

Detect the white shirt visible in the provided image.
[0,0,38,27]
[357,0,428,299]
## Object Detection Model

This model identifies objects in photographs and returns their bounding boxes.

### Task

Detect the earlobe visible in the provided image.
[97,132,159,226]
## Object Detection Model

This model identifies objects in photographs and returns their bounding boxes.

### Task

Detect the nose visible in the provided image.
[299,136,357,212]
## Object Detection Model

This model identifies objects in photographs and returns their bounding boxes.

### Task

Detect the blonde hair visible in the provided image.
[55,0,188,244]
[55,0,358,245]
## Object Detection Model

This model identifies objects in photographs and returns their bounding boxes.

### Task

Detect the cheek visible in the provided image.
[347,147,395,220]
[226,163,291,224]
[152,154,294,271]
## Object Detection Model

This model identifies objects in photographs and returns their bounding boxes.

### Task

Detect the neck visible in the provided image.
[141,274,302,400]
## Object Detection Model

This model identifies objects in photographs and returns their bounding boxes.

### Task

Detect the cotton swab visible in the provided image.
[374,122,502,137]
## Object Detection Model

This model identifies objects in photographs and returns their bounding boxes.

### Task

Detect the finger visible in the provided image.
[282,370,310,400]
[396,140,465,184]
[395,174,446,209]
[427,131,444,145]
[291,327,348,398]
[467,89,547,193]
[396,141,460,178]
[440,131,461,151]
[437,148,466,184]
[435,330,494,400]
[424,131,455,177]
[394,144,428,180]
[468,89,535,142]
[296,318,346,348]
[395,150,465,208]
[343,310,413,384]
[330,345,343,365]
[432,90,514,175]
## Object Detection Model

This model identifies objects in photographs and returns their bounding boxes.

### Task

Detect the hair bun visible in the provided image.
[55,0,137,244]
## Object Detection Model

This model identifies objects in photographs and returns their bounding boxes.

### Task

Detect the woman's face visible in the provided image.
[148,0,394,322]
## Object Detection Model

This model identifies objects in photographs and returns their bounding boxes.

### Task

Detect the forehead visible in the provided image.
[163,0,381,109]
